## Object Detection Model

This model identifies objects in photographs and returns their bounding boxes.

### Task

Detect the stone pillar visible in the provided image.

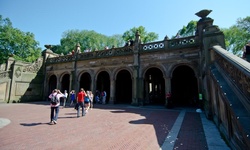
[8,61,22,102]
[144,78,149,104]
[109,79,115,104]
[132,67,139,105]
[164,77,171,107]
[131,30,142,106]
[91,74,95,94]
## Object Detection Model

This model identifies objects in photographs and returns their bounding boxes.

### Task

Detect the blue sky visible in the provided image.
[0,0,249,49]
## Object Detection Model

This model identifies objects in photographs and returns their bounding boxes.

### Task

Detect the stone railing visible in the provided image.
[22,58,44,73]
[46,36,198,64]
[167,36,198,48]
[47,46,133,64]
[211,45,250,149]
[140,36,198,53]
[140,41,165,51]
[213,45,250,101]
[46,54,76,64]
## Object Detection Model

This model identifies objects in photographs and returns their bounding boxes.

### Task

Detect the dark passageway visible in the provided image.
[171,65,198,107]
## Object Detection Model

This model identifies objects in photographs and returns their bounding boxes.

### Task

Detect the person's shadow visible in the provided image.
[20,122,49,126]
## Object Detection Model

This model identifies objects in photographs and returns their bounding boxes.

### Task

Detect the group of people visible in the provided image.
[48,88,97,125]
[94,90,107,104]
[242,40,250,62]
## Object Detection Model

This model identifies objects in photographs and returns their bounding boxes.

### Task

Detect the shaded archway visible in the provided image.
[144,68,165,105]
[80,72,91,91]
[61,74,70,93]
[48,75,57,95]
[171,65,198,107]
[115,70,132,104]
[96,71,110,103]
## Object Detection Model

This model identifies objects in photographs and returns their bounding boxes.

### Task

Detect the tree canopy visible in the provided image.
[52,30,124,54]
[122,26,158,44]
[0,15,41,64]
[53,26,159,55]
[174,20,197,38]
[222,16,250,55]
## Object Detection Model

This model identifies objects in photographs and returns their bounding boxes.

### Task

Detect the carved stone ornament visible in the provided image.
[15,67,22,78]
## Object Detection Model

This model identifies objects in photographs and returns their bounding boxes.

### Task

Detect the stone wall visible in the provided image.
[0,57,44,103]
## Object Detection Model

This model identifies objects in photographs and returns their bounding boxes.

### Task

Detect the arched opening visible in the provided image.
[61,74,70,93]
[48,75,57,95]
[171,65,198,107]
[96,71,110,103]
[80,72,91,91]
[115,70,132,104]
[144,68,165,105]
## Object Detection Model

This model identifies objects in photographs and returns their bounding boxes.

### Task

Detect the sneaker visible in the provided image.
[49,121,54,125]
[52,120,57,124]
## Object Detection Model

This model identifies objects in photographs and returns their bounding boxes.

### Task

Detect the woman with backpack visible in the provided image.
[48,89,65,125]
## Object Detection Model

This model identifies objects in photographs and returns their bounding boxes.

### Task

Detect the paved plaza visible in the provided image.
[0,102,230,150]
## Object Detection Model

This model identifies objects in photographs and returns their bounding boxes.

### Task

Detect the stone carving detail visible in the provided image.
[215,53,250,98]
[47,55,75,63]
[168,37,196,48]
[0,71,10,79]
[15,67,22,78]
[23,58,43,73]
[47,47,133,63]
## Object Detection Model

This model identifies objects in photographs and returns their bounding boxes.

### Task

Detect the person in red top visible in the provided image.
[76,88,86,117]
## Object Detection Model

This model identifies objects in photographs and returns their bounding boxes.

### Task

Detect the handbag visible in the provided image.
[84,96,90,103]
[74,103,79,110]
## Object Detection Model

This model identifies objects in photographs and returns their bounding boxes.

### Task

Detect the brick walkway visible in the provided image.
[0,102,229,150]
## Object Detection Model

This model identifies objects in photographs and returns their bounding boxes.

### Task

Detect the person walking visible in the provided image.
[84,91,91,113]
[62,90,68,108]
[69,90,76,106]
[89,91,94,110]
[102,90,107,104]
[76,88,87,117]
[48,89,65,125]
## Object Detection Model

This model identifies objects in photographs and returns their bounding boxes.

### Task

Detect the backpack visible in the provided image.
[51,94,59,105]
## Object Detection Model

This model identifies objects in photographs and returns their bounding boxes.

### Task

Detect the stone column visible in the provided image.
[109,79,115,104]
[164,76,171,107]
[56,74,60,90]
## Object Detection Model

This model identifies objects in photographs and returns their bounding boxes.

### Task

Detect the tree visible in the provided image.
[122,26,158,44]
[0,15,41,64]
[55,30,124,55]
[174,20,197,38]
[222,16,250,55]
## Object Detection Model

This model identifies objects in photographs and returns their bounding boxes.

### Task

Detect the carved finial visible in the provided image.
[195,9,212,19]
[76,43,81,53]
[44,45,52,49]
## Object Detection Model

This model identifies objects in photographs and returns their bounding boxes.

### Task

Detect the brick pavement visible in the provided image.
[0,102,230,150]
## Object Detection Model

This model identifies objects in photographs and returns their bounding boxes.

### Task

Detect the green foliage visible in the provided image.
[56,26,158,55]
[122,26,158,44]
[56,30,124,55]
[175,20,197,38]
[0,15,41,64]
[222,16,250,55]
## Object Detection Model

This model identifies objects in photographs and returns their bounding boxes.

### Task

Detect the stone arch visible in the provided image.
[114,68,133,104]
[59,72,70,93]
[170,64,198,107]
[142,64,167,79]
[95,69,111,103]
[48,74,57,96]
[169,63,198,78]
[113,67,133,80]
[142,66,166,105]
[78,71,92,92]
